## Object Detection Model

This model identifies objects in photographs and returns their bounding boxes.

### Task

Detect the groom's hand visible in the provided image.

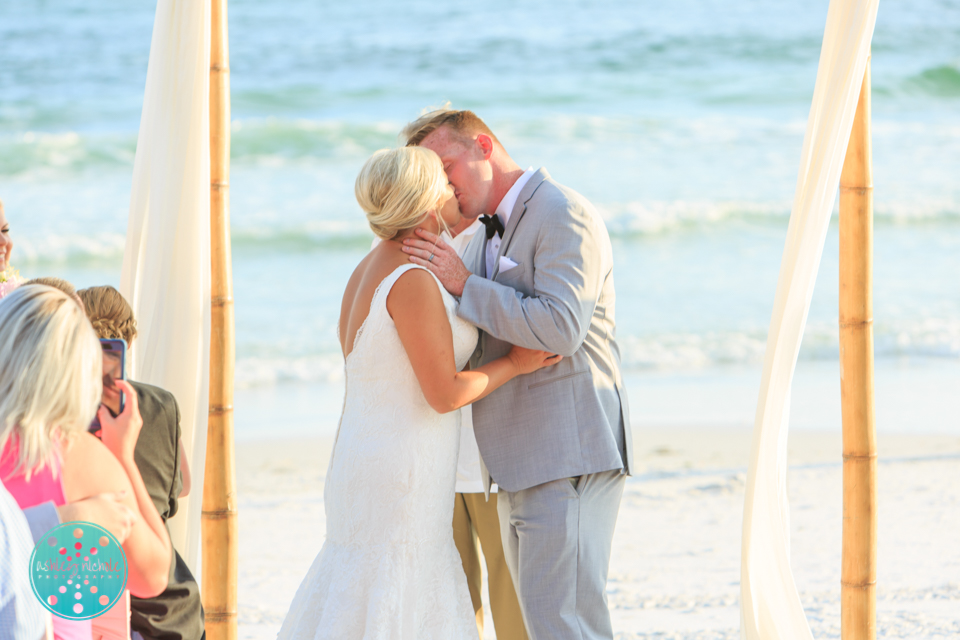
[402,229,471,296]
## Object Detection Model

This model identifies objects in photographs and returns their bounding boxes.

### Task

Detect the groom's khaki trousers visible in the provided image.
[453,492,529,640]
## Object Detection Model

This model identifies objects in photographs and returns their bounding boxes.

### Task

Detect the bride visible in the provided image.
[278,146,561,639]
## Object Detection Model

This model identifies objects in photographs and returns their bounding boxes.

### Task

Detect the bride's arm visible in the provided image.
[387,269,560,414]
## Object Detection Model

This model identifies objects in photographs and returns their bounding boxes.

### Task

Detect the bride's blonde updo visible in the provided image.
[355,146,448,240]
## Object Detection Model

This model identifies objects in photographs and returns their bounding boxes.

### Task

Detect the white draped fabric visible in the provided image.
[120,0,212,574]
[740,1,879,637]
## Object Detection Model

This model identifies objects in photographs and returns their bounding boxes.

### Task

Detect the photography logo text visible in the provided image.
[30,521,127,620]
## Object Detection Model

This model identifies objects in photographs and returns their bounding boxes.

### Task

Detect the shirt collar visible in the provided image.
[494,167,537,228]
[445,218,482,255]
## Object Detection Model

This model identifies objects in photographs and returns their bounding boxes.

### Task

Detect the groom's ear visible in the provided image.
[476,134,494,160]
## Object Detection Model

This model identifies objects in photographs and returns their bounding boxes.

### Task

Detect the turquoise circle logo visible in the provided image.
[30,521,127,620]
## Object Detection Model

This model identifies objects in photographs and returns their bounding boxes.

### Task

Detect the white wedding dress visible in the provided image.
[278,264,480,640]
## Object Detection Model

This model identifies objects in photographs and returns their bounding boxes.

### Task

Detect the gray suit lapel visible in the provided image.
[477,231,490,278]
[491,168,550,280]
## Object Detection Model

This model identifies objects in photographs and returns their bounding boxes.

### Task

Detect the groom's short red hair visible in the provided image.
[402,106,500,148]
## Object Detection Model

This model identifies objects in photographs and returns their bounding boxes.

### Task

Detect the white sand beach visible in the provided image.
[235,427,960,640]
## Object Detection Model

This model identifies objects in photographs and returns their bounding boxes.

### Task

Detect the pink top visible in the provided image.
[1,439,93,640]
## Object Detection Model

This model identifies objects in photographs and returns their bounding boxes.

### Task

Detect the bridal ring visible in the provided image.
[428,253,435,262]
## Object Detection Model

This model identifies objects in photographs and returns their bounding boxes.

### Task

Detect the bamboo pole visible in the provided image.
[202,0,237,638]
[839,58,877,640]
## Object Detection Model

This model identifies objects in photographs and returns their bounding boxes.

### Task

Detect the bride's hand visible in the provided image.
[507,346,563,375]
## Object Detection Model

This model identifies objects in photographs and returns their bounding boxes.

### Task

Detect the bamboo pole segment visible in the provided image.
[202,0,237,638]
[839,58,877,640]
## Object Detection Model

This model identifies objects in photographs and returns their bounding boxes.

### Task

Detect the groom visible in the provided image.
[401,108,632,640]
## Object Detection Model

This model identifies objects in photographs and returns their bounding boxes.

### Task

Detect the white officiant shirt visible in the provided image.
[485,167,537,279]
[446,219,491,494]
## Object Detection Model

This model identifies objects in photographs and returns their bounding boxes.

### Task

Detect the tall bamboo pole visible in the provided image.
[202,0,237,638]
[839,58,877,640]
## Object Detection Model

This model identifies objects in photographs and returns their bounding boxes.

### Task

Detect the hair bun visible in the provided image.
[90,318,122,341]
[76,286,138,343]
[355,147,448,241]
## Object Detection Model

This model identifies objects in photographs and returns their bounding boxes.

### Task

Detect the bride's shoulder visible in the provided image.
[390,264,440,294]
[386,266,444,311]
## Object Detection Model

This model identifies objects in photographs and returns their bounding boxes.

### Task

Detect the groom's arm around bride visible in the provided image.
[402,107,632,640]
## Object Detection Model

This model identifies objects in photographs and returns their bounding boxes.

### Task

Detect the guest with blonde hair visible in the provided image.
[77,284,204,640]
[0,285,172,640]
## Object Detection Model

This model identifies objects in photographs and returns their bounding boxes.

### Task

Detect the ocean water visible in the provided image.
[1,0,958,437]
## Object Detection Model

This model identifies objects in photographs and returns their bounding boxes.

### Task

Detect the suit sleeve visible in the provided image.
[458,199,604,356]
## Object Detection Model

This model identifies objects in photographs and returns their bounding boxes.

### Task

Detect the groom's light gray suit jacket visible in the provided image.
[459,168,633,493]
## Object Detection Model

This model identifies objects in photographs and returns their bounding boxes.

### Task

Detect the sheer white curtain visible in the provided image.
[120,0,212,574]
[740,1,879,638]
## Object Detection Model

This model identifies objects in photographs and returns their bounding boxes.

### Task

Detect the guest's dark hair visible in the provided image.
[24,277,83,309]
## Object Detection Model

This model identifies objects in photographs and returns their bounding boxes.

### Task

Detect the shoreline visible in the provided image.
[232,359,960,443]
[236,427,960,479]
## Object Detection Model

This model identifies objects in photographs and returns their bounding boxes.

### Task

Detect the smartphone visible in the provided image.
[88,339,127,435]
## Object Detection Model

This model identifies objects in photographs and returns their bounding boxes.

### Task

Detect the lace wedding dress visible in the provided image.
[278,264,480,640]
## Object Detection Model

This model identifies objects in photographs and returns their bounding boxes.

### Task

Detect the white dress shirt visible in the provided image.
[485,168,537,278]
[446,219,491,494]
[445,218,482,257]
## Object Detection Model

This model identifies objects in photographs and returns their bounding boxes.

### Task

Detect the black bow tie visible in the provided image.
[479,214,505,240]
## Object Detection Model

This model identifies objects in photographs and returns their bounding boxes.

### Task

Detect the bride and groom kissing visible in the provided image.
[278,107,632,640]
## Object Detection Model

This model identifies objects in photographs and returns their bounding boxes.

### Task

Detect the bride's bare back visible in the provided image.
[339,240,409,359]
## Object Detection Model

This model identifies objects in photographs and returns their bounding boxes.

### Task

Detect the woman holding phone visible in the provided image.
[0,285,173,640]
[78,284,204,640]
